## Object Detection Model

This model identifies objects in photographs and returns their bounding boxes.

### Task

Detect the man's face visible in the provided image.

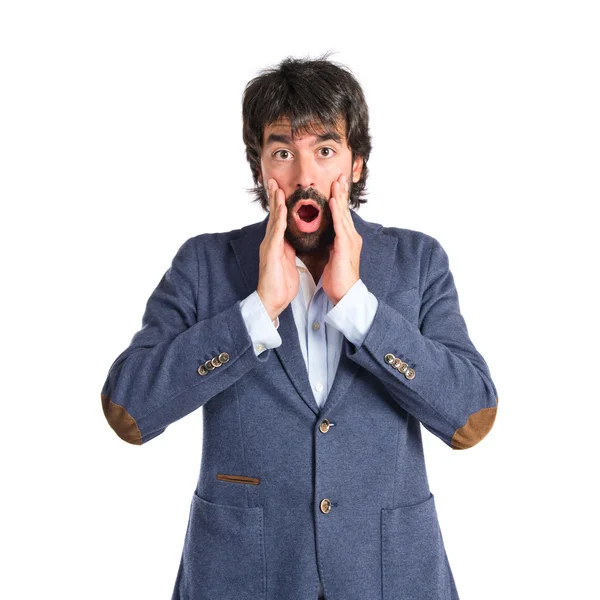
[258,118,363,256]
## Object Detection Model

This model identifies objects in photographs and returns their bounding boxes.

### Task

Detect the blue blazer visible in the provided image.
[101,209,498,600]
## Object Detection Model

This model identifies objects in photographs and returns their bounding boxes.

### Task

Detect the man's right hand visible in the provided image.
[256,179,300,322]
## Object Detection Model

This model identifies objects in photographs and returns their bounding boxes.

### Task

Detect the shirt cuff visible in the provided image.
[324,279,378,347]
[239,290,282,356]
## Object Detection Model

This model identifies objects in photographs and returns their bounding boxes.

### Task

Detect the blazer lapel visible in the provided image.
[230,215,320,416]
[230,210,397,418]
[318,210,397,417]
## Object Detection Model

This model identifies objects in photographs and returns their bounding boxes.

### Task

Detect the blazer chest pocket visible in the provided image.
[381,493,452,600]
[217,473,261,485]
[385,287,420,324]
[182,490,266,600]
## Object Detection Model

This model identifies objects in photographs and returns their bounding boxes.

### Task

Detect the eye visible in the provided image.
[319,147,336,158]
[273,149,292,160]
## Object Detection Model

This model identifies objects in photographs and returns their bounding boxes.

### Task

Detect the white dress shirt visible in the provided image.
[239,254,379,598]
[239,255,379,407]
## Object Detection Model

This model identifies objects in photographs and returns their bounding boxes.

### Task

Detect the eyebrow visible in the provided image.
[264,130,343,147]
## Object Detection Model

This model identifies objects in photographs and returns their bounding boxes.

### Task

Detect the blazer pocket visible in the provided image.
[381,493,452,600]
[182,490,266,600]
[217,473,261,485]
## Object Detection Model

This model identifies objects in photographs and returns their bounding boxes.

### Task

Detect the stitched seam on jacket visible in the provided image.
[233,380,251,507]
[423,235,436,301]
[193,236,200,318]
[392,416,400,507]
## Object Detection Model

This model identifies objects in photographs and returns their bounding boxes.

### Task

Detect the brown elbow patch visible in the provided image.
[101,394,142,445]
[451,398,498,450]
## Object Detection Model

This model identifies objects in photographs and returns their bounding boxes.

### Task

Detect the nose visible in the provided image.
[294,154,316,190]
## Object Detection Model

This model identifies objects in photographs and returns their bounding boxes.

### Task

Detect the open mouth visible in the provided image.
[293,200,322,233]
[298,204,320,223]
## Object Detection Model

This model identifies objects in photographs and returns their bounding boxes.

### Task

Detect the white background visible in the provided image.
[1,1,598,598]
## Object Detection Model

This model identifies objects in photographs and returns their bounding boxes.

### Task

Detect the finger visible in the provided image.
[266,179,280,235]
[329,194,343,239]
[275,189,287,236]
[330,180,349,236]
[331,177,345,212]
[337,174,353,230]
[265,187,285,246]
[268,179,275,216]
[339,175,351,220]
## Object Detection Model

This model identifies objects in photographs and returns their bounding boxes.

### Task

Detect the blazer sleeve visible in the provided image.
[345,236,498,450]
[100,236,271,445]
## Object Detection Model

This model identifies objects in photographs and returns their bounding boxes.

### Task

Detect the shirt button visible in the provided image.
[312,321,320,331]
[255,343,265,352]
[315,383,324,392]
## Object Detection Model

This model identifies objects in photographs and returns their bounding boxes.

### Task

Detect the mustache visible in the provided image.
[287,187,329,210]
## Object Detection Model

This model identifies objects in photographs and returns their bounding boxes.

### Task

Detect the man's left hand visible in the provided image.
[321,173,363,306]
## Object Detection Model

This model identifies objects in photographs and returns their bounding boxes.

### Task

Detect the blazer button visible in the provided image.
[197,365,208,376]
[392,357,405,372]
[405,368,416,380]
[319,419,331,433]
[218,352,230,364]
[397,361,408,374]
[205,359,215,371]
[320,498,332,513]
[384,353,396,365]
[211,357,222,368]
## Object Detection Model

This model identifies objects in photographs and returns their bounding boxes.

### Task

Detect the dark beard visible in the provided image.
[284,186,335,256]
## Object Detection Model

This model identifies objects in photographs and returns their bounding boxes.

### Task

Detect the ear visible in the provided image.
[257,170,263,186]
[352,156,364,183]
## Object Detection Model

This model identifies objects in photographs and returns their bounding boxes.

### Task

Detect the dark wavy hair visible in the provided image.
[242,51,372,212]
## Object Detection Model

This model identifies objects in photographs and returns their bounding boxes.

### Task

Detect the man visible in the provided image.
[101,54,498,600]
